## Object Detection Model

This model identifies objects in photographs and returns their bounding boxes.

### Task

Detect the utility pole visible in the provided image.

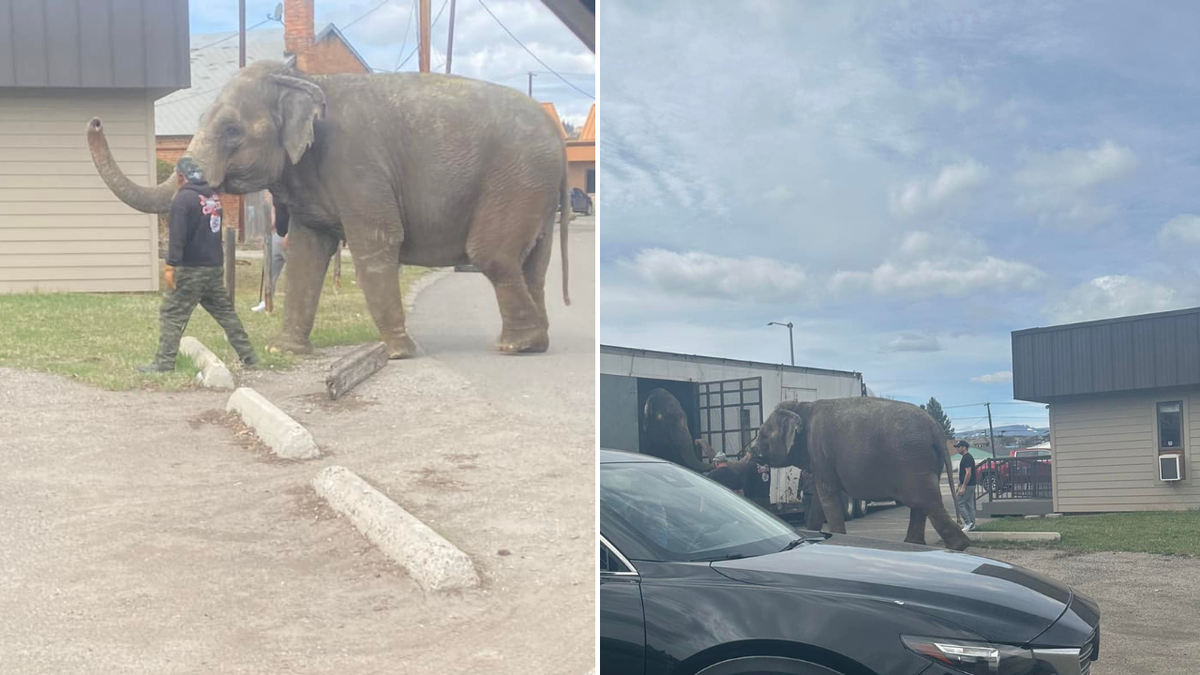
[444,0,457,74]
[985,402,997,459]
[227,0,246,300]
[418,0,431,73]
[528,71,536,97]
[767,321,795,366]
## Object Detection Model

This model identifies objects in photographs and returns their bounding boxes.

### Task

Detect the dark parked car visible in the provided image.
[600,449,1100,675]
[570,186,593,215]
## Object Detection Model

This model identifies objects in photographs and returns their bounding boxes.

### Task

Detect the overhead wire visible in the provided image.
[394,0,450,71]
[342,0,393,31]
[474,0,594,99]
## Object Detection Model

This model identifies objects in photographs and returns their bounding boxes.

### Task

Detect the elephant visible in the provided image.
[641,388,715,472]
[750,397,970,551]
[87,61,570,358]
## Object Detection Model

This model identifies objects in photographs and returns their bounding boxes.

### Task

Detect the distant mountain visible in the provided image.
[959,424,1048,439]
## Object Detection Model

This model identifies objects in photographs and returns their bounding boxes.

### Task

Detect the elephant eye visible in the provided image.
[222,124,243,141]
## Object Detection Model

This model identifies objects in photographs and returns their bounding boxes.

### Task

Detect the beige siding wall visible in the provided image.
[1051,388,1200,512]
[0,89,158,293]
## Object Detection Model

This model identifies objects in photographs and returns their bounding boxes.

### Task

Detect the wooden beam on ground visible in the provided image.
[326,342,389,400]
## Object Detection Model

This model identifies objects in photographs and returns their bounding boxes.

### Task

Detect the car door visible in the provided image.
[600,535,646,675]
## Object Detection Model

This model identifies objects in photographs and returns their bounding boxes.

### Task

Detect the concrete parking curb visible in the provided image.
[225,387,320,460]
[969,531,1061,542]
[312,465,480,592]
[180,337,235,389]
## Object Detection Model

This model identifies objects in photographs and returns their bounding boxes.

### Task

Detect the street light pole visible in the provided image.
[767,321,794,366]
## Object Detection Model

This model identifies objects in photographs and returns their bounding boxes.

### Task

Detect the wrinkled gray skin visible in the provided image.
[88,61,570,357]
[641,388,715,472]
[751,397,970,551]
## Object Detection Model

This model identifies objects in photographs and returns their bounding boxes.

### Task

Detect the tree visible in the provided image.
[920,397,955,439]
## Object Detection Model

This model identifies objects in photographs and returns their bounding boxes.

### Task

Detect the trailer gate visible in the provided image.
[697,377,763,455]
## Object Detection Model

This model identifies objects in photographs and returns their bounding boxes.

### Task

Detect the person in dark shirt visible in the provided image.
[706,453,744,495]
[954,440,977,531]
[251,197,288,313]
[138,158,258,373]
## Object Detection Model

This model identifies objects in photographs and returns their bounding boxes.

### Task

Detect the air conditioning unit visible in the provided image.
[1160,454,1183,482]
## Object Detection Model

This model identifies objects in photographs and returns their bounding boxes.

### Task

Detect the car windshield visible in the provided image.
[600,461,798,563]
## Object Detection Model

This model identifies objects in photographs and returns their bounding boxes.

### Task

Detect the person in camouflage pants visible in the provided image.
[140,158,258,373]
[152,266,257,370]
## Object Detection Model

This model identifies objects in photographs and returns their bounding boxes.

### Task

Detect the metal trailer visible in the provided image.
[600,345,867,519]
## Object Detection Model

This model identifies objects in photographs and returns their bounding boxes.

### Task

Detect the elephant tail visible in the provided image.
[559,170,571,306]
[940,441,957,502]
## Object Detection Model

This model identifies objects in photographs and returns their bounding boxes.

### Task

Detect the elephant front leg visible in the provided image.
[269,224,338,355]
[905,507,928,546]
[345,237,416,359]
[815,483,847,534]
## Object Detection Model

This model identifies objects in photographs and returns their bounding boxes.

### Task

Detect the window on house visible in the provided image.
[586,168,596,193]
[1158,401,1183,451]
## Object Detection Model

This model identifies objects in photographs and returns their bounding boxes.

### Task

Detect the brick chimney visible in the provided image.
[284,0,315,72]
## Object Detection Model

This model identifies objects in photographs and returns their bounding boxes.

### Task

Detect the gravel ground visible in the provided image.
[981,547,1199,674]
[0,341,593,673]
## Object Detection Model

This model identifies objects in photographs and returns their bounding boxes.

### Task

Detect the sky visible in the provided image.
[187,0,595,125]
[599,0,1200,433]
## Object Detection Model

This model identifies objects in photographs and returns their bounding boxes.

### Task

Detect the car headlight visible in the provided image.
[901,635,1039,675]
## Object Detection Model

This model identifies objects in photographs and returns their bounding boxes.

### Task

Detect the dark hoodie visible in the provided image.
[166,181,225,267]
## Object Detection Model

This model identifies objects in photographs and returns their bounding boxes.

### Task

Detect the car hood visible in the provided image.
[712,534,1072,644]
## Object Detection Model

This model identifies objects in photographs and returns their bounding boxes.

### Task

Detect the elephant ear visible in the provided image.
[271,74,326,165]
[778,409,805,466]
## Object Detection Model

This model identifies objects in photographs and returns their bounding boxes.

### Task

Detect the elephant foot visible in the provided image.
[904,535,928,547]
[496,326,549,354]
[267,334,313,355]
[386,334,418,360]
[944,531,971,551]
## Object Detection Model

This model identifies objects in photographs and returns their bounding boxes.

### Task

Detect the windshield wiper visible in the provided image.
[696,553,749,562]
[779,538,807,552]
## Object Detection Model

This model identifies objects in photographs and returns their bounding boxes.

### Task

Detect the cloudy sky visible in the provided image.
[188,0,595,124]
[600,1,1200,432]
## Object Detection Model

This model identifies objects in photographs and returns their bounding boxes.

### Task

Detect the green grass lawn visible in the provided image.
[0,258,429,391]
[975,511,1200,556]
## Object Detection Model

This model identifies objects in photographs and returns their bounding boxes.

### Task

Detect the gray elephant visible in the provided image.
[87,61,570,358]
[641,388,715,472]
[750,397,970,551]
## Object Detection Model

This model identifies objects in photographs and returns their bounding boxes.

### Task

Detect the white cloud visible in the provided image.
[830,231,1044,298]
[1043,276,1190,324]
[890,159,989,219]
[972,371,1013,384]
[763,185,796,203]
[881,333,943,353]
[1014,140,1138,229]
[1158,214,1200,246]
[619,249,808,302]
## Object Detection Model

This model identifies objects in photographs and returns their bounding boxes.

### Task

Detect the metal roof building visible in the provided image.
[1012,307,1200,512]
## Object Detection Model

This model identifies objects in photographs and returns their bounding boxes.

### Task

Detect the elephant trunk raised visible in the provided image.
[87,118,224,213]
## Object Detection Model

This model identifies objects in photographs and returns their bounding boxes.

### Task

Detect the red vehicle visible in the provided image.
[976,447,1052,496]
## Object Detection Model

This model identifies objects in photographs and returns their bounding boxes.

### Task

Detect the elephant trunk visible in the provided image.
[673,424,707,473]
[87,118,179,213]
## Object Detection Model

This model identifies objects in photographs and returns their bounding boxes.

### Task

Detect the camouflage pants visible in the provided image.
[154,266,256,369]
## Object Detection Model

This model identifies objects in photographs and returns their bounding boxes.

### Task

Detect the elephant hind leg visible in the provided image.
[905,507,927,546]
[468,195,553,354]
[816,483,847,534]
[927,503,970,551]
[521,217,555,333]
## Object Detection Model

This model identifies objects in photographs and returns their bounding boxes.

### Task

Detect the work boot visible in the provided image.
[137,363,173,374]
[241,354,261,370]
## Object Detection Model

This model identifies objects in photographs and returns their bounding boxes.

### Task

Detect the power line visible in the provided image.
[192,18,273,51]
[474,0,595,100]
[394,0,450,71]
[393,0,418,71]
[343,0,393,31]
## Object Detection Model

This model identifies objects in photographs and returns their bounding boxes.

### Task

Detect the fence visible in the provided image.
[976,456,1052,501]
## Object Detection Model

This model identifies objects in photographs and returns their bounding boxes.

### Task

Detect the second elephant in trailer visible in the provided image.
[750,397,970,551]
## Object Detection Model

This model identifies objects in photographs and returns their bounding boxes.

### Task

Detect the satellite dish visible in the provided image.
[272,3,283,21]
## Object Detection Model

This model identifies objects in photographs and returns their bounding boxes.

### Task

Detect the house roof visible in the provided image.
[576,104,596,142]
[541,103,567,139]
[156,24,369,137]
[1012,306,1200,402]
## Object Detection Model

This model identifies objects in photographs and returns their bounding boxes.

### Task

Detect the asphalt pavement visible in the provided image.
[840,484,989,545]
[407,216,595,433]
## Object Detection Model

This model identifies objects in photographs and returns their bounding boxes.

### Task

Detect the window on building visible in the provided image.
[586,168,596,193]
[1157,401,1184,451]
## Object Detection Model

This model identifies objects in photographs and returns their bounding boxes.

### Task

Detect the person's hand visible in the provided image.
[956,486,964,496]
[280,234,288,251]
[163,265,175,290]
